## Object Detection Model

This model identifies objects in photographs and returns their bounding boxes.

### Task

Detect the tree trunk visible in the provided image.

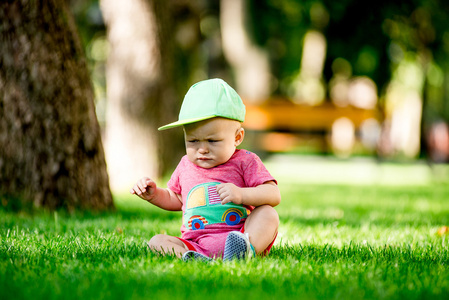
[0,0,113,211]
[100,0,184,192]
[220,0,271,103]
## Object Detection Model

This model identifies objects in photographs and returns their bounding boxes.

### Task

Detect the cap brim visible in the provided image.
[158,115,216,131]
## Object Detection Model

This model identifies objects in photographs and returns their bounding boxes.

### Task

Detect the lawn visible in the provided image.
[1,156,449,299]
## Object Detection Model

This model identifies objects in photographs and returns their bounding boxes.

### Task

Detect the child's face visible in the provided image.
[183,118,244,169]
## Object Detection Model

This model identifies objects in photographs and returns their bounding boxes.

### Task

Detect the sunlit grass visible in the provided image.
[265,154,449,186]
[1,156,449,299]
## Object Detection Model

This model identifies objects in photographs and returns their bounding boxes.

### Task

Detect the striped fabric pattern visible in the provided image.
[207,185,221,205]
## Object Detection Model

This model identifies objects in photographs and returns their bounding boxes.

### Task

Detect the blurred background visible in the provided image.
[70,0,449,191]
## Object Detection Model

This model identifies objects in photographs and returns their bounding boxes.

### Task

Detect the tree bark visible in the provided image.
[0,0,113,211]
[101,0,184,191]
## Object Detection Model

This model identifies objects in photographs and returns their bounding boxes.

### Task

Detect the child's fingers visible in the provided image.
[130,177,155,198]
[133,185,143,195]
[216,183,231,196]
[137,178,151,193]
[136,183,145,194]
[220,197,231,205]
[215,183,226,194]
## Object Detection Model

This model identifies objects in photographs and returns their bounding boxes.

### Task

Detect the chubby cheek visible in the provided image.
[214,147,235,163]
[223,144,237,157]
[185,147,196,160]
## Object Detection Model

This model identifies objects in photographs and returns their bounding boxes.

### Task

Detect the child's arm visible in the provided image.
[130,177,182,211]
[216,181,281,207]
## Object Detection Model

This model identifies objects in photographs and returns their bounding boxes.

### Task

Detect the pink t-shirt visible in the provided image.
[167,149,276,240]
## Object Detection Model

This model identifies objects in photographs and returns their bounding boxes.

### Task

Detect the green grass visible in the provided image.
[1,157,449,299]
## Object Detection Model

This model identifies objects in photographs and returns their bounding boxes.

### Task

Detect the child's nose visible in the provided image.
[198,142,209,153]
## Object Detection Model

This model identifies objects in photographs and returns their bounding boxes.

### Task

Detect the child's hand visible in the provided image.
[130,177,157,202]
[216,183,243,205]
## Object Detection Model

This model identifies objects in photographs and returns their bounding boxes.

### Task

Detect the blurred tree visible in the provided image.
[71,0,449,161]
[248,0,449,160]
[0,0,113,211]
[100,0,194,191]
[220,0,272,102]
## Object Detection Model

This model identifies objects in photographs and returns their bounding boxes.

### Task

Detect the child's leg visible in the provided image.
[243,205,279,254]
[147,234,188,258]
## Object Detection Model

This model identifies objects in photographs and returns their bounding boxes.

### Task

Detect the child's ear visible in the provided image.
[235,127,245,147]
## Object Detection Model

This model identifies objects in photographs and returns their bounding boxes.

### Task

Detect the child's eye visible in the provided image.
[188,139,199,143]
[208,139,220,143]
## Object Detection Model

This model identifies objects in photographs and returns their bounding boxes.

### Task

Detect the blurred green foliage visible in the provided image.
[249,0,449,122]
[71,0,449,129]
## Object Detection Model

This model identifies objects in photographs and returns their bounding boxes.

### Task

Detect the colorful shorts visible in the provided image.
[177,224,276,258]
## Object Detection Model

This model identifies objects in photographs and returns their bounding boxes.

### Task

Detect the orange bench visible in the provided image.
[242,100,382,153]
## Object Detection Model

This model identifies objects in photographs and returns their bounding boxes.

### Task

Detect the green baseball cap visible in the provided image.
[158,78,246,131]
